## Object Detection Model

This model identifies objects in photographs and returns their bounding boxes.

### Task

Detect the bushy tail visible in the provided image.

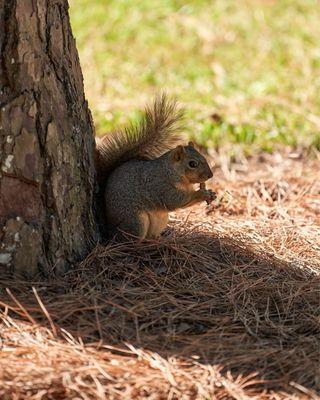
[95,94,184,181]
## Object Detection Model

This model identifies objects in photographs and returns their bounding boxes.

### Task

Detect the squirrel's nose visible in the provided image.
[207,168,213,179]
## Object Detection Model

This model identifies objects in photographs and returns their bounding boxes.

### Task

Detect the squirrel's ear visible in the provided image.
[172,145,185,162]
[188,141,195,148]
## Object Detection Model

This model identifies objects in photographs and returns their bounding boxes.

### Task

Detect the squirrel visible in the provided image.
[95,94,216,240]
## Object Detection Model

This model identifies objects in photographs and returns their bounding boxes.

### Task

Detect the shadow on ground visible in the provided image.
[1,226,319,397]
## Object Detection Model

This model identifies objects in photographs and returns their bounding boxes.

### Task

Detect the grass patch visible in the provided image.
[69,0,320,153]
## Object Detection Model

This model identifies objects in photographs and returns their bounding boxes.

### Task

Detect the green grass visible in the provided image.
[69,0,320,154]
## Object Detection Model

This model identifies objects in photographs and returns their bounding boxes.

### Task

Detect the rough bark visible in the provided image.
[0,0,98,276]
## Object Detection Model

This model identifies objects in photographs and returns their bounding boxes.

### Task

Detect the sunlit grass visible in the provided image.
[70,0,320,153]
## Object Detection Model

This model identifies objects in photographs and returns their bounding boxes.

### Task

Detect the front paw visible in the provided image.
[205,189,217,204]
[199,189,217,204]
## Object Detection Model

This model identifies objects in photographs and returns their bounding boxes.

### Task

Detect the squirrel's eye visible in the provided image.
[189,160,198,169]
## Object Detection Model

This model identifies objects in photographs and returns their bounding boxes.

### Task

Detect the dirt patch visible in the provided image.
[0,152,319,399]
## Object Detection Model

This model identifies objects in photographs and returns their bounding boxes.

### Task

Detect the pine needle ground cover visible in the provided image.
[1,152,319,399]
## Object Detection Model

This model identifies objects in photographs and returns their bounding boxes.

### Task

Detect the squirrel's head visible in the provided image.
[170,142,213,184]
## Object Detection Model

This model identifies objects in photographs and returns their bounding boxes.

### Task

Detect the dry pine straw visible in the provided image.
[0,152,320,400]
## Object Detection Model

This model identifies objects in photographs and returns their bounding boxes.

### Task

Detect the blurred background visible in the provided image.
[69,0,320,157]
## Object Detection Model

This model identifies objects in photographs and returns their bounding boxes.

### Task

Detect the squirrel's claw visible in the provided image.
[199,183,216,205]
[205,190,216,205]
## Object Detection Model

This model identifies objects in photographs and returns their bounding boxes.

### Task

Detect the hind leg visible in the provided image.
[147,210,169,239]
[118,211,149,241]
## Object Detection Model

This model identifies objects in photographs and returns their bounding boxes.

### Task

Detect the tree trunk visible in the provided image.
[0,0,98,276]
